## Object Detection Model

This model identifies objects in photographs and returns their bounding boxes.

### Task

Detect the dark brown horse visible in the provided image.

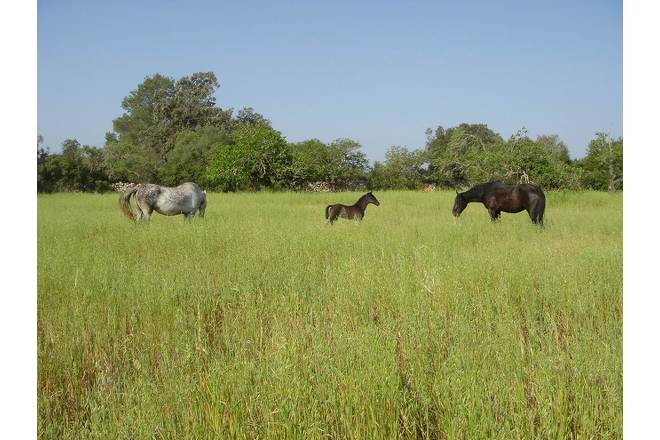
[325,192,380,224]
[452,182,545,225]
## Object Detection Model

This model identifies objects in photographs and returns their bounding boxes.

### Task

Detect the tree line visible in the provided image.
[38,71,623,193]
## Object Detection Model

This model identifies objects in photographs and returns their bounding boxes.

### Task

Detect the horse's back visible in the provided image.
[483,182,541,212]
[177,182,200,190]
[518,183,543,194]
[154,182,205,215]
[491,182,544,198]
[135,184,162,203]
[173,182,202,196]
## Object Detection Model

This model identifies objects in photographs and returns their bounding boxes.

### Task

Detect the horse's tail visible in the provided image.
[535,189,546,225]
[119,185,138,220]
[198,190,207,217]
[325,205,332,219]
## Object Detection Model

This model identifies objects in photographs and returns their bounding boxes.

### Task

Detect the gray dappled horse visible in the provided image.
[120,182,207,223]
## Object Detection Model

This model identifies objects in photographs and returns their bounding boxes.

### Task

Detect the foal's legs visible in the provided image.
[184,211,195,222]
[327,207,338,225]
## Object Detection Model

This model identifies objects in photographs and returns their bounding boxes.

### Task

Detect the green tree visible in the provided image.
[425,125,581,189]
[579,132,623,192]
[103,139,158,182]
[428,127,483,186]
[287,138,369,189]
[536,134,571,163]
[369,146,427,190]
[37,138,110,192]
[206,124,291,191]
[37,135,52,192]
[106,72,233,181]
[112,74,174,148]
[288,139,331,188]
[78,145,111,191]
[159,126,232,187]
[326,138,369,187]
[234,107,271,127]
[58,139,84,190]
[153,72,233,153]
[426,123,502,157]
[483,130,581,189]
[426,123,503,186]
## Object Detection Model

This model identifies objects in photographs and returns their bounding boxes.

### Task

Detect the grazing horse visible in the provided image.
[325,192,380,224]
[120,182,207,223]
[452,181,545,225]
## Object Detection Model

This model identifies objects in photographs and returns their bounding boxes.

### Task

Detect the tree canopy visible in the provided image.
[206,124,291,191]
[37,71,622,193]
[579,132,623,192]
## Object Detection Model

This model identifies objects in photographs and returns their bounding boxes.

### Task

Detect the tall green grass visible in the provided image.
[38,191,622,439]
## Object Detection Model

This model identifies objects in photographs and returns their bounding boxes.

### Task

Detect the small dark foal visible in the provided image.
[325,192,380,224]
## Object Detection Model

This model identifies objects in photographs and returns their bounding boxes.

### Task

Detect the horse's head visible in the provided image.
[366,191,380,206]
[452,191,467,217]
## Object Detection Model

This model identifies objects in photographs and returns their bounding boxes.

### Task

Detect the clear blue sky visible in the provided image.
[38,0,622,161]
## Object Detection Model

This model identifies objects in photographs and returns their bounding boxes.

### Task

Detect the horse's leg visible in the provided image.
[198,199,206,218]
[488,209,500,222]
[328,207,337,224]
[185,211,195,222]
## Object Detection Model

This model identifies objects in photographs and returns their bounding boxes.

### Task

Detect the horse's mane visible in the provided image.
[352,192,375,209]
[356,193,371,203]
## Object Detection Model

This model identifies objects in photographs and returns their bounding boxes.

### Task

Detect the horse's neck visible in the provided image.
[462,187,485,203]
[354,197,369,211]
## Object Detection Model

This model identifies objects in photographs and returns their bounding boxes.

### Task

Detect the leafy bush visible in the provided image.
[206,124,292,191]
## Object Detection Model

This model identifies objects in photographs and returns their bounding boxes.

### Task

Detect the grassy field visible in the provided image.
[38,190,622,439]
